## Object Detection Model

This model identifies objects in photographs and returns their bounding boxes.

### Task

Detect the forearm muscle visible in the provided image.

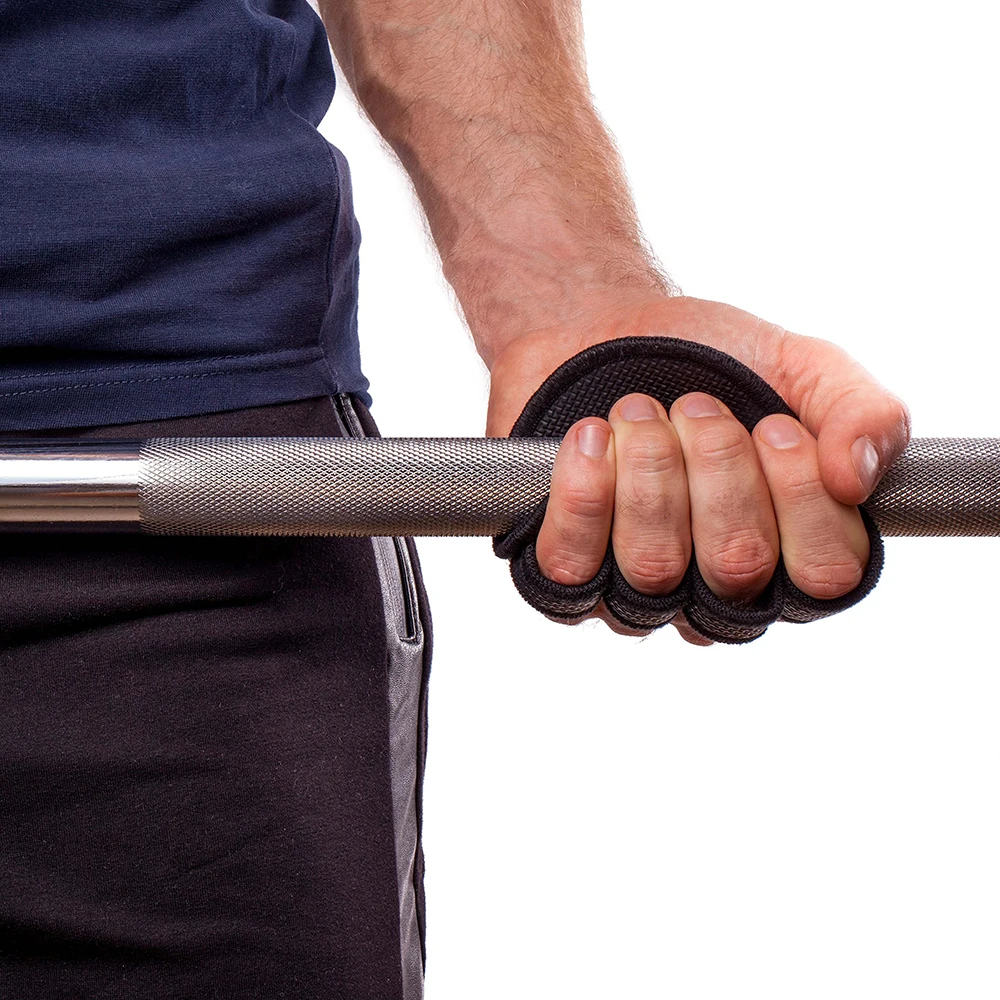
[319,0,668,366]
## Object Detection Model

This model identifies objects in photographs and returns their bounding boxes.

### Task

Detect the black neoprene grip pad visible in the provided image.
[493,337,884,643]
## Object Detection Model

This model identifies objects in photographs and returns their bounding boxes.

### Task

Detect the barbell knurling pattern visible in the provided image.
[138,437,561,537]
[864,437,1000,537]
[138,436,1000,538]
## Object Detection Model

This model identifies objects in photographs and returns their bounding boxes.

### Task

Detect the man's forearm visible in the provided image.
[319,0,669,367]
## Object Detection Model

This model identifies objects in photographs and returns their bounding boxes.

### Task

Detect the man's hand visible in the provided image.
[321,0,909,642]
[486,293,910,642]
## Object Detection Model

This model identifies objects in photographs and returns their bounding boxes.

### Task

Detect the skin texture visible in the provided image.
[319,0,910,643]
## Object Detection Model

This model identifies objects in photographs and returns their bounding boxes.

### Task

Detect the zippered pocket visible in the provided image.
[331,393,421,644]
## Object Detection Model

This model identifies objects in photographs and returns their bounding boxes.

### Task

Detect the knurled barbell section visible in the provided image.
[138,435,1000,538]
[865,437,1000,536]
[138,436,560,537]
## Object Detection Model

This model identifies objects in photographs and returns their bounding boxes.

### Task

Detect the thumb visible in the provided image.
[761,333,911,506]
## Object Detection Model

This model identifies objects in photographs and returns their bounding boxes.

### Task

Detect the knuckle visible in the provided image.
[705,532,777,597]
[616,469,684,520]
[619,544,689,594]
[779,474,828,506]
[555,484,610,523]
[538,545,603,587]
[689,425,750,467]
[792,552,866,599]
[619,434,683,478]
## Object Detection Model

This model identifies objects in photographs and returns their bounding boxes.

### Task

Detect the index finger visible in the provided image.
[754,332,911,506]
[535,418,616,587]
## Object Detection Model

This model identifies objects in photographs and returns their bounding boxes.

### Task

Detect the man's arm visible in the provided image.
[320,0,667,365]
[319,0,910,640]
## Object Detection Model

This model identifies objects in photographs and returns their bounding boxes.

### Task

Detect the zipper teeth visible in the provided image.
[391,537,419,643]
[332,393,362,439]
[334,394,419,643]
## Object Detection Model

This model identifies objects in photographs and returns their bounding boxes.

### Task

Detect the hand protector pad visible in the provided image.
[493,337,883,643]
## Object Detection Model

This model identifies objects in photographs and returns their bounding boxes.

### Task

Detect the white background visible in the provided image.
[321,2,1000,996]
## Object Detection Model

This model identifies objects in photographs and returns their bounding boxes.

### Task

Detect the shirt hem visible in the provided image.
[0,349,366,431]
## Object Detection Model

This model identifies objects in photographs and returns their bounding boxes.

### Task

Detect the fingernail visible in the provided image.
[680,393,722,418]
[578,422,611,458]
[619,396,659,422]
[851,435,880,495]
[758,416,802,450]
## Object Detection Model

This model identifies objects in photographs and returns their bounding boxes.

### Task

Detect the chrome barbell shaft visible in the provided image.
[0,436,996,537]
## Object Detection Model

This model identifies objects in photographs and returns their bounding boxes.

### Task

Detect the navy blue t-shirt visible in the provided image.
[0,0,366,430]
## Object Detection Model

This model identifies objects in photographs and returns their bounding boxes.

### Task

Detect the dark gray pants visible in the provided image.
[0,396,431,999]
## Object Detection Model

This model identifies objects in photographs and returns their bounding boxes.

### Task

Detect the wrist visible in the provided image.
[446,224,672,370]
